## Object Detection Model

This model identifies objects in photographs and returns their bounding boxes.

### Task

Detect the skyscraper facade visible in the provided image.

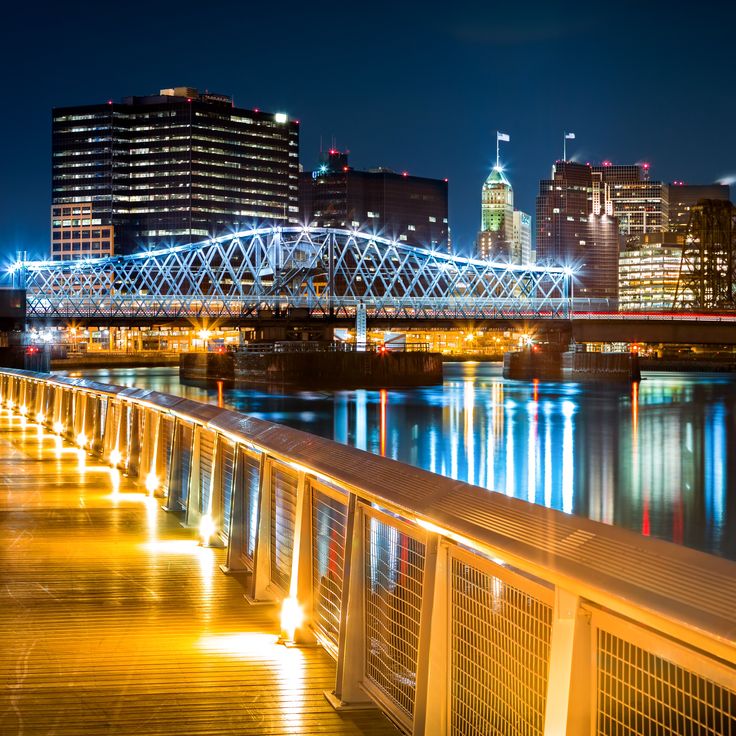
[590,163,667,246]
[299,150,449,250]
[51,86,299,258]
[667,183,731,234]
[536,161,620,302]
[477,164,532,263]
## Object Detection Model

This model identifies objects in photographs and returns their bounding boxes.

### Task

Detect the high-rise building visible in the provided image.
[476,164,532,263]
[51,86,299,258]
[299,150,449,250]
[618,232,687,310]
[512,210,532,264]
[590,163,668,245]
[667,183,731,234]
[536,161,620,302]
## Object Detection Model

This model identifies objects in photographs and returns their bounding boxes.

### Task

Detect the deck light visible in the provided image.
[53,421,64,435]
[76,432,87,448]
[199,514,216,546]
[110,448,122,466]
[280,596,304,642]
[35,412,44,424]
[145,471,158,494]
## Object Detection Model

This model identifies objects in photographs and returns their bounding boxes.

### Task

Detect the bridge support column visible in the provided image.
[543,587,591,735]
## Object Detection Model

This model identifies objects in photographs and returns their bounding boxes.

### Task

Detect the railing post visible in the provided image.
[543,587,591,735]
[286,471,316,645]
[328,494,375,709]
[222,447,247,574]
[248,455,278,602]
[412,534,449,736]
[185,425,202,528]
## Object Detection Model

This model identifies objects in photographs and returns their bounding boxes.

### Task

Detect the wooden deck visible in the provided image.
[0,411,398,735]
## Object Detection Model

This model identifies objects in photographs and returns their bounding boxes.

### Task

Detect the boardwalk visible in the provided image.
[0,409,398,735]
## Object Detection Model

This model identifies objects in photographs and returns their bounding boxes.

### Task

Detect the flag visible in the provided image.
[565,132,576,140]
[497,132,510,142]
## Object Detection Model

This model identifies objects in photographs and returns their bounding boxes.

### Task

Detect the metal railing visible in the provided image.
[1,367,735,735]
[238,340,431,354]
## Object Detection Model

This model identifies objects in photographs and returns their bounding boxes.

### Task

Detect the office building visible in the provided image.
[51,86,299,258]
[618,232,686,310]
[536,161,620,301]
[667,183,731,233]
[476,164,532,263]
[591,163,668,245]
[50,203,114,260]
[299,150,449,250]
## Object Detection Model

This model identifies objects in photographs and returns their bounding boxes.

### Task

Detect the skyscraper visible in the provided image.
[536,161,620,302]
[51,86,299,258]
[590,163,667,246]
[477,161,531,263]
[299,149,449,250]
[667,183,731,234]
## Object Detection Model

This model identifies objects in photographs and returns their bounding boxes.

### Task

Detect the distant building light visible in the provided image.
[274,112,288,123]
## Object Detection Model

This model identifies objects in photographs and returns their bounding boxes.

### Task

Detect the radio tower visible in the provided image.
[674,199,736,309]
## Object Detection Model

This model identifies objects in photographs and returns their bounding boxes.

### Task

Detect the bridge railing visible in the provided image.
[1,368,735,735]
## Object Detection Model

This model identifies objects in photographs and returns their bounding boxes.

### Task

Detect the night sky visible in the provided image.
[1,0,734,258]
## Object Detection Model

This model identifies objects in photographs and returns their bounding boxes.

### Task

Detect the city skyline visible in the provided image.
[0,0,734,258]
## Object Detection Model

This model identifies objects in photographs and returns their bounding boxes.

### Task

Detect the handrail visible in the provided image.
[2,367,735,735]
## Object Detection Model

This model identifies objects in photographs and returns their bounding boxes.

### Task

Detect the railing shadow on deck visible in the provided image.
[2,367,735,736]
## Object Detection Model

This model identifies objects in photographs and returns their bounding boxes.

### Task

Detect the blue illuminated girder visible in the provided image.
[21,228,571,320]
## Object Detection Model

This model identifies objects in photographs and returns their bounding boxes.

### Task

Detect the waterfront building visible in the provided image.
[590,162,668,246]
[299,149,449,251]
[618,232,687,310]
[536,161,620,301]
[512,210,532,264]
[51,86,299,258]
[667,182,731,234]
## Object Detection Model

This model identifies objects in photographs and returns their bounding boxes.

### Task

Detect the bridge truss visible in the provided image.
[15,227,571,321]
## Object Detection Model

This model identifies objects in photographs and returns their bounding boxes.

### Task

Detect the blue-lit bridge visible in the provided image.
[1,369,736,734]
[12,227,572,322]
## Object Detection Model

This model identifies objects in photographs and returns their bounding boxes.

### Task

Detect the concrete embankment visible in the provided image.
[51,351,180,370]
[503,350,641,381]
[180,350,443,388]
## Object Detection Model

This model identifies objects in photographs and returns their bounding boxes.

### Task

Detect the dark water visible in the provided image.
[72,363,736,561]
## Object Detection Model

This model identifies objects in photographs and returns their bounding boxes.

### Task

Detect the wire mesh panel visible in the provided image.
[270,463,299,592]
[597,629,736,735]
[197,429,216,515]
[449,553,552,736]
[310,486,348,655]
[364,511,426,724]
[127,405,143,478]
[217,437,235,540]
[240,448,261,567]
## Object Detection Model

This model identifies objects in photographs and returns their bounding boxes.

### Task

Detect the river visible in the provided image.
[69,363,736,561]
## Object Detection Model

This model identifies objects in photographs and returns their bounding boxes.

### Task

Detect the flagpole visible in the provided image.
[563,132,567,162]
[496,131,500,169]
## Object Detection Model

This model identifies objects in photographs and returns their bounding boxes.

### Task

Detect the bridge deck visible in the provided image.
[0,410,397,735]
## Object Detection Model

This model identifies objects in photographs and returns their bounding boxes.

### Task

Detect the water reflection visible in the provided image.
[74,364,736,561]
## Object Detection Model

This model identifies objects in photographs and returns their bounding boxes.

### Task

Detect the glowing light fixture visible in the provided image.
[110,448,122,466]
[18,405,27,416]
[280,596,304,642]
[199,514,216,546]
[76,432,87,448]
[53,421,64,435]
[35,412,45,424]
[145,471,158,495]
[274,112,288,123]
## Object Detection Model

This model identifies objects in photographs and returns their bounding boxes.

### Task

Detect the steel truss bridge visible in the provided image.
[14,227,571,322]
